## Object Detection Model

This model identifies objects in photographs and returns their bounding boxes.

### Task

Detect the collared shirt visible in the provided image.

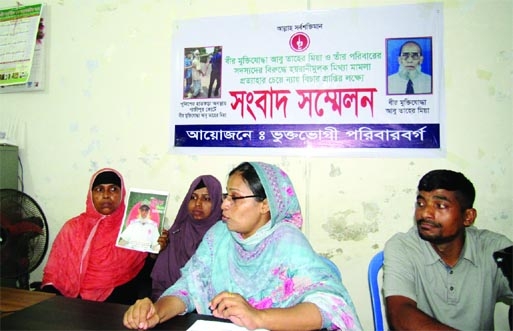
[383,226,513,330]
[119,219,160,252]
[191,57,202,81]
[387,71,432,94]
[209,52,222,72]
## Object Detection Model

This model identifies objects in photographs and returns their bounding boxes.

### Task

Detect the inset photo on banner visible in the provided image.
[386,37,433,95]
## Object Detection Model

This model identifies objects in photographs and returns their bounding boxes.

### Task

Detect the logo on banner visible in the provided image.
[289,32,310,52]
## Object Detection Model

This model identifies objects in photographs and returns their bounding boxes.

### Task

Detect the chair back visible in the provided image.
[368,251,385,331]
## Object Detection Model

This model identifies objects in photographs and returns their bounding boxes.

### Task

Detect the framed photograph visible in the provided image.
[386,37,433,95]
[116,188,169,253]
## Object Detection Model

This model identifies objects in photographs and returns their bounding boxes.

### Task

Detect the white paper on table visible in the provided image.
[187,320,269,331]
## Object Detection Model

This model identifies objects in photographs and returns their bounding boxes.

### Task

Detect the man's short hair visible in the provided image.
[399,40,423,56]
[140,204,150,211]
[418,170,475,210]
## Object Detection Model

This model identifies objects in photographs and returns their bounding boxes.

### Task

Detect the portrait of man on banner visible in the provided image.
[386,37,433,95]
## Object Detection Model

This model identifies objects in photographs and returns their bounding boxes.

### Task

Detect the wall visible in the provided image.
[1,0,512,329]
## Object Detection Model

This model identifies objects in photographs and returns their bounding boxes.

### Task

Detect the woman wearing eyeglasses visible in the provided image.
[124,162,362,331]
[150,175,223,301]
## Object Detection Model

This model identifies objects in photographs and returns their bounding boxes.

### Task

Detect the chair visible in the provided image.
[368,251,385,331]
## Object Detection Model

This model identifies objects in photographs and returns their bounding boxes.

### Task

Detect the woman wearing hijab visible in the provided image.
[41,168,150,303]
[124,162,362,331]
[150,175,223,301]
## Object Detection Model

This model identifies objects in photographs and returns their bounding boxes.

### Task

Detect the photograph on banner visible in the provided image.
[386,38,433,95]
[116,188,169,254]
[170,3,444,156]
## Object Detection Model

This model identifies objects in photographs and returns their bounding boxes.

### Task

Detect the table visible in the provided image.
[0,287,55,317]
[0,292,230,330]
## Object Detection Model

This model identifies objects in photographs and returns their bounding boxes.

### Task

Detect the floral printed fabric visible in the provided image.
[162,162,362,330]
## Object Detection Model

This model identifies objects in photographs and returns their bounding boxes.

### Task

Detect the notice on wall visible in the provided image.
[169,3,445,157]
[0,3,45,93]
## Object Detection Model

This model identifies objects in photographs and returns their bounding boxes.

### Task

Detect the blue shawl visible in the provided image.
[162,162,362,330]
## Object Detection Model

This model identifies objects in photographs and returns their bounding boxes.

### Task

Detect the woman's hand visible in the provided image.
[157,229,169,252]
[123,298,160,330]
[209,291,262,330]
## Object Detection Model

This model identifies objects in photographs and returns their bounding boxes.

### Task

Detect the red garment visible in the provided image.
[42,168,147,301]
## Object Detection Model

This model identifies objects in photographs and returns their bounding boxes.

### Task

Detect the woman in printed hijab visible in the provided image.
[150,175,223,301]
[124,162,362,331]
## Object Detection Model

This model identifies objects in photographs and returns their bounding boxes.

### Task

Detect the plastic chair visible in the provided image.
[368,251,385,331]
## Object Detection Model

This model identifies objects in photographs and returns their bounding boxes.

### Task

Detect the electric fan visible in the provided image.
[0,189,49,289]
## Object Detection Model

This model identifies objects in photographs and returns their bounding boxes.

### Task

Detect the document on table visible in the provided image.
[187,320,269,331]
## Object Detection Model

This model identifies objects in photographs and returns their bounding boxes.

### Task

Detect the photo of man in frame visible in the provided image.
[386,37,433,95]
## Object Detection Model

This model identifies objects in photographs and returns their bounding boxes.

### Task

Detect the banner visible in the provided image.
[170,3,444,157]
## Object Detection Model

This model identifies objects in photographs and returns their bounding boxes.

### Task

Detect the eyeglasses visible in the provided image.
[222,193,260,205]
[401,52,420,60]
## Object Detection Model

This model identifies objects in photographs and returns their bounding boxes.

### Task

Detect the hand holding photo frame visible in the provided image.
[116,188,169,254]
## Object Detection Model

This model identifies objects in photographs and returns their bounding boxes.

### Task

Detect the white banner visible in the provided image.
[170,3,444,157]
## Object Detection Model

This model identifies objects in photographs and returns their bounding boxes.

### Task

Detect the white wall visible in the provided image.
[1,0,512,329]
